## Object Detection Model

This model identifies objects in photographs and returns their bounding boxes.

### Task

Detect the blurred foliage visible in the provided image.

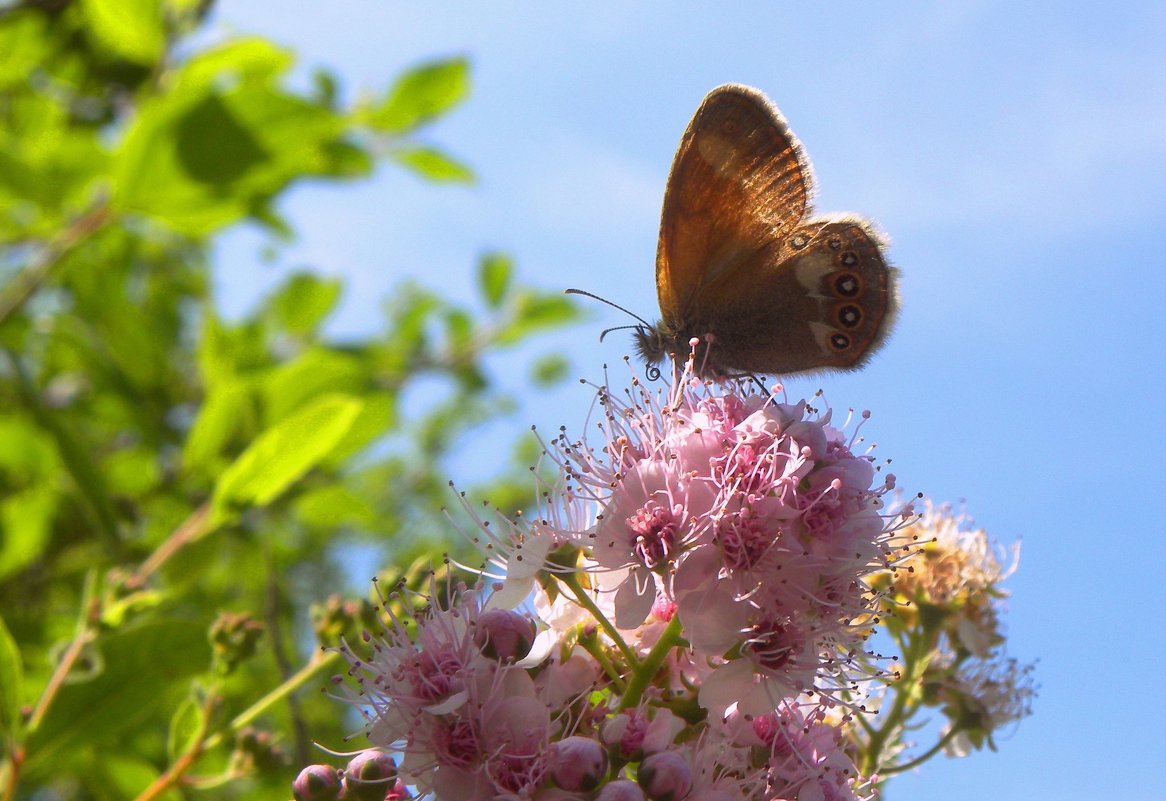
[0,1,580,798]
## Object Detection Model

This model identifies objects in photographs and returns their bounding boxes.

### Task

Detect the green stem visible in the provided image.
[880,726,963,775]
[0,205,112,327]
[860,627,934,774]
[131,691,216,801]
[26,572,99,735]
[557,572,637,666]
[577,630,627,692]
[618,614,683,711]
[201,648,342,753]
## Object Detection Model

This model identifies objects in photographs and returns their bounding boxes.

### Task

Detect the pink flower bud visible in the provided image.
[638,751,692,801]
[474,608,537,661]
[342,750,397,801]
[292,764,341,801]
[550,735,609,791]
[596,778,647,801]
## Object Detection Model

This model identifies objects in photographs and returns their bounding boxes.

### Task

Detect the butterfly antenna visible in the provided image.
[564,288,652,328]
[597,323,641,342]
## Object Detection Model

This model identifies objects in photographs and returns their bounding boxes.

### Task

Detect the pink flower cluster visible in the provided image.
[550,375,913,717]
[336,367,917,801]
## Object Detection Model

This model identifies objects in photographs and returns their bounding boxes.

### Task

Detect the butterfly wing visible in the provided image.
[655,84,812,327]
[706,218,898,375]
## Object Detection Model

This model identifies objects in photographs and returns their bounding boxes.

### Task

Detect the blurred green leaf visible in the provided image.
[262,349,365,422]
[323,394,397,466]
[182,378,254,474]
[266,272,343,335]
[530,354,570,386]
[369,57,470,133]
[104,447,162,497]
[114,51,357,234]
[166,696,202,761]
[478,252,513,309]
[0,612,22,743]
[176,37,294,92]
[0,11,50,89]
[495,292,582,345]
[212,394,364,521]
[390,145,474,183]
[80,0,165,65]
[92,754,175,801]
[175,94,271,184]
[293,484,377,529]
[0,486,57,581]
[0,419,62,580]
[23,621,210,777]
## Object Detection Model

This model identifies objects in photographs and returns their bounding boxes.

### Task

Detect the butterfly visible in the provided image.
[574,84,899,381]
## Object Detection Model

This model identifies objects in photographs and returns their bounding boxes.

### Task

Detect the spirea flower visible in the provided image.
[879,500,1020,657]
[326,359,954,801]
[543,368,917,715]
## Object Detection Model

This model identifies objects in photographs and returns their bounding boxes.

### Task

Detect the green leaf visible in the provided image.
[212,394,364,522]
[174,94,271,185]
[495,292,582,345]
[0,612,23,744]
[0,11,50,89]
[262,349,365,423]
[22,621,210,778]
[390,146,474,183]
[0,419,61,580]
[266,272,343,335]
[80,0,165,65]
[167,696,202,761]
[478,252,513,309]
[293,484,377,529]
[0,485,57,581]
[370,57,470,133]
[182,378,254,474]
[114,70,352,234]
[103,447,162,497]
[175,37,294,92]
[113,93,251,234]
[531,354,570,386]
[322,394,397,466]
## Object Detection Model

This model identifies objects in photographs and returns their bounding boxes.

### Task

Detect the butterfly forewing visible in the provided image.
[656,84,812,325]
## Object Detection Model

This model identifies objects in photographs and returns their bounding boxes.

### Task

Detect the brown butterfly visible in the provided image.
[574,84,898,380]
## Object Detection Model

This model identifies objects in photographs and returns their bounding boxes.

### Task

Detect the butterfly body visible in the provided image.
[644,84,898,379]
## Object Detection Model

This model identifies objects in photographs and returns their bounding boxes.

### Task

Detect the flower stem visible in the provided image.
[557,572,637,665]
[201,648,342,753]
[619,614,683,711]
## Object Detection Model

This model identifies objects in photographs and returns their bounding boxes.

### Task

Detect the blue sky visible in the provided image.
[212,3,1166,798]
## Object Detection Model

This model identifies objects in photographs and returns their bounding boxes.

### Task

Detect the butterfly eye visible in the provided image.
[829,332,852,352]
[840,251,859,267]
[832,273,862,298]
[837,304,863,328]
[827,237,843,250]
[790,234,809,250]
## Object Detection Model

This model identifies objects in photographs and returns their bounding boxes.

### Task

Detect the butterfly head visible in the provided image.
[633,322,669,367]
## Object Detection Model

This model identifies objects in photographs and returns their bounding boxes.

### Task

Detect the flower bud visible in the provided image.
[473,608,537,662]
[596,778,647,801]
[342,750,397,801]
[638,751,692,801]
[292,764,341,801]
[550,735,608,791]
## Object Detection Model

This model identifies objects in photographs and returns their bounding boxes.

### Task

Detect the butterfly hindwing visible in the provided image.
[705,218,897,375]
